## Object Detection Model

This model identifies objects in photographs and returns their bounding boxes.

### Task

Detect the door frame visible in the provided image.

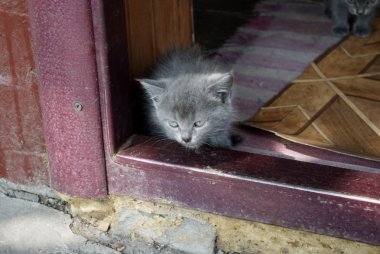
[29,0,380,244]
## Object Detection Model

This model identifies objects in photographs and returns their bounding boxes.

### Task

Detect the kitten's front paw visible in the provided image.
[354,27,372,38]
[231,134,243,146]
[332,26,349,37]
[324,8,332,18]
[208,136,232,148]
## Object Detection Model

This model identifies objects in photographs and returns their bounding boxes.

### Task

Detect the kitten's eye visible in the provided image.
[194,121,205,128]
[168,120,178,128]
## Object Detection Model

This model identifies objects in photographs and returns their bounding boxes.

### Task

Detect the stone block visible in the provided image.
[110,208,216,254]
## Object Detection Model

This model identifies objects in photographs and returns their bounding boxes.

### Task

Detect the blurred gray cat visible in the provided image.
[325,0,379,37]
[138,47,235,149]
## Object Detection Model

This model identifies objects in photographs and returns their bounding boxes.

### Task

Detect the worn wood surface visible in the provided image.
[28,0,107,197]
[124,0,193,79]
[108,135,380,245]
[246,19,380,160]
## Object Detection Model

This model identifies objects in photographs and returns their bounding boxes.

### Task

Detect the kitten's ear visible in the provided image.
[137,79,165,106]
[207,72,233,104]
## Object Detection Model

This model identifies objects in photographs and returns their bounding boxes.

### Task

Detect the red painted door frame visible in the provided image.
[28,0,380,244]
[28,0,107,198]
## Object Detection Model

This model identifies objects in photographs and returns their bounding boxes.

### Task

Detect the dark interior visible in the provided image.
[193,0,258,50]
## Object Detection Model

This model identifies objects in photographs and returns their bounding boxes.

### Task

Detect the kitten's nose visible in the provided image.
[182,136,192,143]
[357,9,365,15]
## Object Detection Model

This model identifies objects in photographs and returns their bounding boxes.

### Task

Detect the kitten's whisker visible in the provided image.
[139,136,162,146]
[151,137,170,146]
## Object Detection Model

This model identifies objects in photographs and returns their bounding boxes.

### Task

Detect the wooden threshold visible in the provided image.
[107,134,380,245]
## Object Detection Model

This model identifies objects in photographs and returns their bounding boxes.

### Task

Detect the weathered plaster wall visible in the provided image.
[0,0,48,185]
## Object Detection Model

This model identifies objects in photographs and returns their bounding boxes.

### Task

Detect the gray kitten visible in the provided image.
[138,47,234,149]
[325,0,379,37]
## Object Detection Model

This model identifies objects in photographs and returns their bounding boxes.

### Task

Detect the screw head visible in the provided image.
[73,102,83,112]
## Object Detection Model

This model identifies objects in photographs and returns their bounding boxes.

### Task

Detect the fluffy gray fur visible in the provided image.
[325,0,379,37]
[138,47,234,149]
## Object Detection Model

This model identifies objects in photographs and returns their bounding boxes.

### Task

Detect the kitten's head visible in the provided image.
[343,0,379,16]
[139,72,233,149]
